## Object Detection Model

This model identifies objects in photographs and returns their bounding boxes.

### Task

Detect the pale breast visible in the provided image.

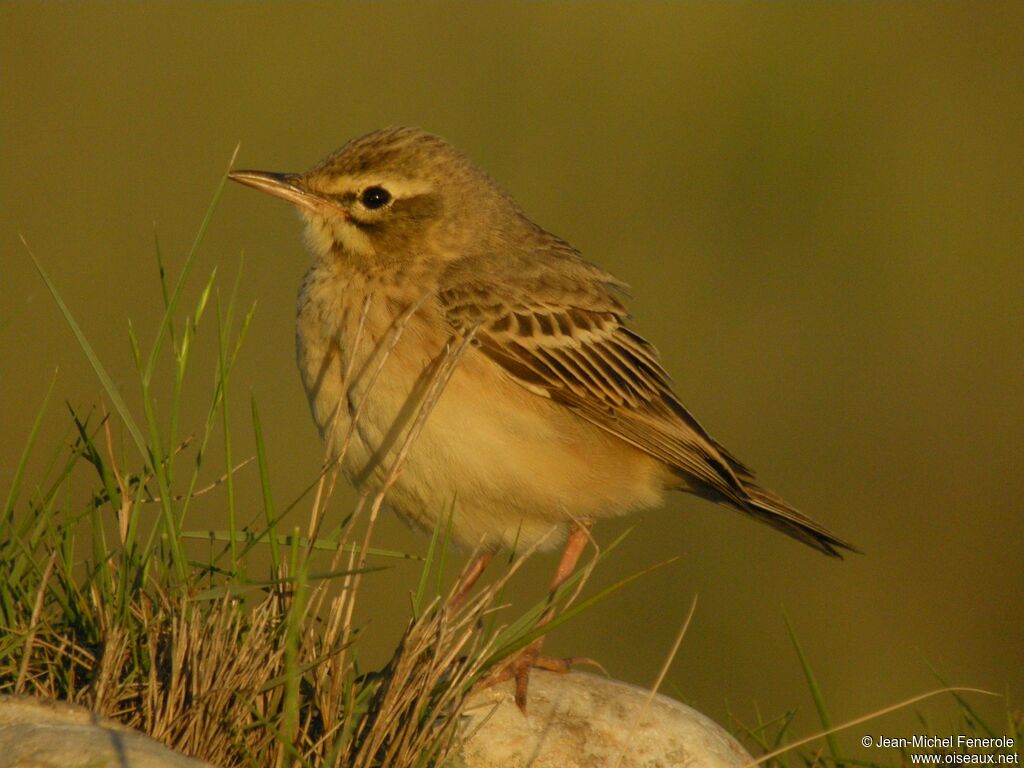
[295,261,668,551]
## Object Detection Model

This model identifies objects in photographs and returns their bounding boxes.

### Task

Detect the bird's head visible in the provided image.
[230,127,515,268]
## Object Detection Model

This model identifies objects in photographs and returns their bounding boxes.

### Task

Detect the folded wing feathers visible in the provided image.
[438,263,856,557]
[441,275,750,498]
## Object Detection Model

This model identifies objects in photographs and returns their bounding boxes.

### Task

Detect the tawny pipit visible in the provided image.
[230,127,856,705]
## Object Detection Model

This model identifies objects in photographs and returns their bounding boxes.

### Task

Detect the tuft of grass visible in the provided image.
[2,155,641,767]
[732,623,1016,768]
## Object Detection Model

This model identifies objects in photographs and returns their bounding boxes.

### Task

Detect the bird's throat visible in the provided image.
[302,213,376,266]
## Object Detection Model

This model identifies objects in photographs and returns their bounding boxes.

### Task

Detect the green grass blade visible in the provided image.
[142,144,239,387]
[193,566,387,600]
[215,295,238,568]
[25,238,149,461]
[413,508,444,617]
[169,267,218,466]
[434,501,456,599]
[153,222,176,350]
[2,368,58,525]
[250,396,280,571]
[181,530,417,560]
[783,611,842,763]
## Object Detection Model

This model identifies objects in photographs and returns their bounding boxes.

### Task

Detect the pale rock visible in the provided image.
[457,670,752,768]
[0,696,213,768]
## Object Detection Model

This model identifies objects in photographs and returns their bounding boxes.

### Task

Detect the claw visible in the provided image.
[481,637,602,714]
[532,655,606,676]
[475,522,600,714]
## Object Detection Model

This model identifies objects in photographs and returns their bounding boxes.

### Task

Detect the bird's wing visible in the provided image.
[437,249,750,505]
[438,245,857,558]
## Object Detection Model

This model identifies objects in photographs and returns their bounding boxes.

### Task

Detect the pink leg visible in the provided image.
[449,548,496,613]
[484,521,600,713]
[541,522,590,622]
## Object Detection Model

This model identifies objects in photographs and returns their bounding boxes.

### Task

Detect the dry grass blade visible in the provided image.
[344,556,519,768]
[611,594,698,768]
[742,686,999,768]
[306,291,375,546]
[14,551,58,694]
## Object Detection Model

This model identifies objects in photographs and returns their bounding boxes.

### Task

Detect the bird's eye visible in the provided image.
[360,186,392,210]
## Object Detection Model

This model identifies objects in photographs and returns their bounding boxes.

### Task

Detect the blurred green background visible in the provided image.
[3,1,1021,751]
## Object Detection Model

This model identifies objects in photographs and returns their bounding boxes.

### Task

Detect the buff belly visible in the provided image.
[296,277,667,552]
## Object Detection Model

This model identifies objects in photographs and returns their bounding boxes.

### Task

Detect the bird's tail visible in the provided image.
[729,480,859,558]
[675,441,860,558]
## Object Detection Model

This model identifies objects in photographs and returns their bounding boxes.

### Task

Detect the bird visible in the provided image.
[229,127,857,710]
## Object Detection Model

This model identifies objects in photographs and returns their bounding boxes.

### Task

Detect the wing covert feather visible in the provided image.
[438,256,748,503]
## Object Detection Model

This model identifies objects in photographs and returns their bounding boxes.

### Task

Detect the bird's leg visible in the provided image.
[448,548,496,614]
[482,521,601,713]
[540,521,591,622]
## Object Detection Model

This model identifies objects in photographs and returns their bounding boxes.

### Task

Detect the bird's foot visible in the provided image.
[480,637,604,714]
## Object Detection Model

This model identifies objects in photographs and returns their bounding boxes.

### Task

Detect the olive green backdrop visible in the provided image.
[3,1,1021,751]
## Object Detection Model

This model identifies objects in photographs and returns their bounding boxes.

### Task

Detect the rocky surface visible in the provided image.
[0,673,752,768]
[457,670,753,768]
[0,696,213,768]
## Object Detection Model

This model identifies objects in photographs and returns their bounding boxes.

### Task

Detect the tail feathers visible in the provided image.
[734,481,860,558]
[667,435,859,557]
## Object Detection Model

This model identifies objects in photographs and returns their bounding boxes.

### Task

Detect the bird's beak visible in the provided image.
[228,170,326,212]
